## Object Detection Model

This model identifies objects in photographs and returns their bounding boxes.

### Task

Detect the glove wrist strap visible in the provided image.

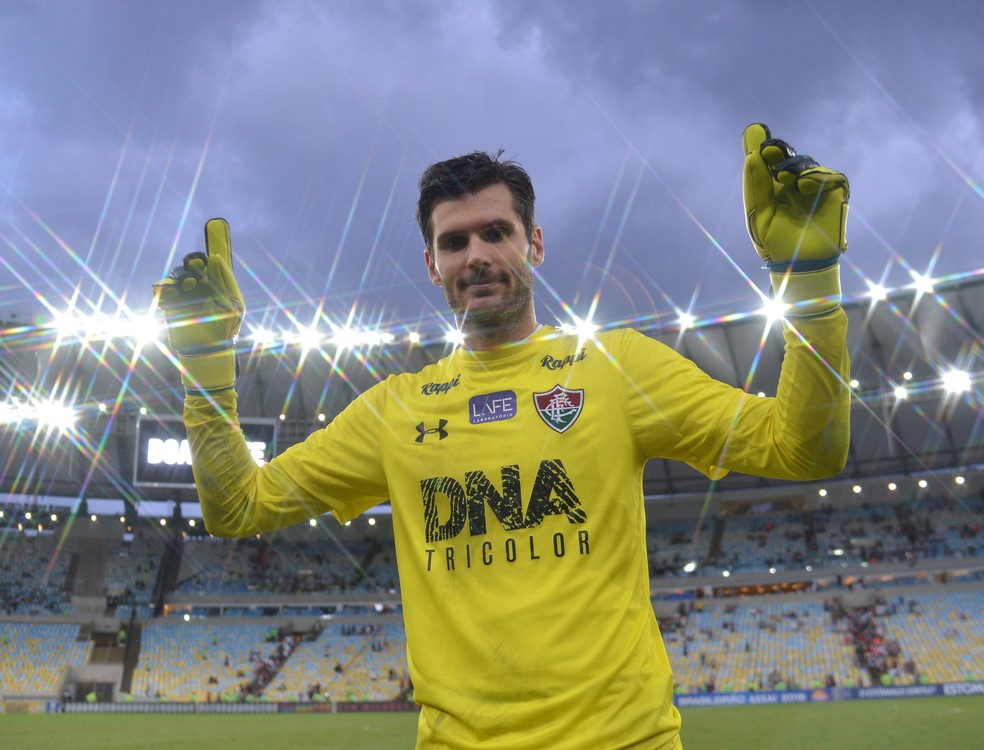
[769,262,842,317]
[766,257,839,274]
[177,348,237,395]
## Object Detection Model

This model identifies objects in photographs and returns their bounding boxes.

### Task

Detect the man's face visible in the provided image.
[424,182,544,331]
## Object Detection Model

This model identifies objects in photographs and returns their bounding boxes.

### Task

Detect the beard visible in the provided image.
[442,252,536,334]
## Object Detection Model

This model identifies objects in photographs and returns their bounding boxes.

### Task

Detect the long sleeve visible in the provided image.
[620,306,850,481]
[185,381,391,539]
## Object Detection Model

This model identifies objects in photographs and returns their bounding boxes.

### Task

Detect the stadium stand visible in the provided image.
[0,529,74,616]
[273,622,409,702]
[0,622,91,696]
[1,485,980,705]
[877,591,984,684]
[131,622,276,702]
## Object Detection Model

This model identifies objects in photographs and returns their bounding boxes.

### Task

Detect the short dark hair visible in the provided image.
[416,151,536,250]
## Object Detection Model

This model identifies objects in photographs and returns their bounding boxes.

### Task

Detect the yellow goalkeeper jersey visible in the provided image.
[186,312,849,749]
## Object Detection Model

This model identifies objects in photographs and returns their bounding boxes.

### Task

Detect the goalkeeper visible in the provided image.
[154,124,851,750]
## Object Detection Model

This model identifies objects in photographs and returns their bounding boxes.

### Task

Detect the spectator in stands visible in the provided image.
[155,127,851,749]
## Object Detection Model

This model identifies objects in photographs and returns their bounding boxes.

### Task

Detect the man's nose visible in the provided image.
[465,237,494,266]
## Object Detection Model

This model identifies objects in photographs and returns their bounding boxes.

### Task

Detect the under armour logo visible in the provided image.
[415,419,449,443]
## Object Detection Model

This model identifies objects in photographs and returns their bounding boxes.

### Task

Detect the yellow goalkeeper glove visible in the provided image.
[742,123,849,316]
[152,218,244,395]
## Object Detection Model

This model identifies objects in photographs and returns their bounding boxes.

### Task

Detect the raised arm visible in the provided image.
[623,124,851,481]
[732,122,852,476]
[154,220,389,536]
[152,219,261,534]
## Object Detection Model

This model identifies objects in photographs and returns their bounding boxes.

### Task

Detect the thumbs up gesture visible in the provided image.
[153,219,244,394]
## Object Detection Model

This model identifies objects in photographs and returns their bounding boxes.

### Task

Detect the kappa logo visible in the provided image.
[421,374,461,396]
[533,385,584,433]
[416,420,449,443]
[540,348,587,370]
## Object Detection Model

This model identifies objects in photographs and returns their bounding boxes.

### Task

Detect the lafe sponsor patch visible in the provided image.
[533,385,584,433]
[469,390,517,424]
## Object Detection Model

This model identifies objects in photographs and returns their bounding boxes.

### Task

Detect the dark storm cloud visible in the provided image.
[2,0,984,335]
[495,0,984,303]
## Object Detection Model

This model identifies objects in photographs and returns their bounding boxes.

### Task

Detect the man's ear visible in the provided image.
[424,247,443,286]
[530,225,544,268]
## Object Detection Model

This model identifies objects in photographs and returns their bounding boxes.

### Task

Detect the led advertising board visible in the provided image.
[133,416,277,488]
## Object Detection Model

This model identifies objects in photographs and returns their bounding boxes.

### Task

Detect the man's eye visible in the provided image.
[444,236,467,251]
[485,227,508,242]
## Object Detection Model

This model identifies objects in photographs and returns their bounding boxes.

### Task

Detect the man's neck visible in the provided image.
[460,314,540,352]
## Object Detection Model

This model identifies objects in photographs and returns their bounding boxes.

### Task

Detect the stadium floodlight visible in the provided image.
[52,310,81,338]
[955,476,965,485]
[361,330,384,347]
[0,401,17,425]
[677,311,696,331]
[296,325,323,351]
[887,482,897,491]
[329,326,361,350]
[560,314,598,343]
[721,570,731,578]
[34,398,77,431]
[683,561,697,573]
[866,282,888,301]
[407,331,421,345]
[852,485,862,494]
[129,313,165,347]
[818,489,827,497]
[903,371,913,381]
[849,379,860,389]
[444,328,465,347]
[368,517,376,526]
[893,386,908,401]
[2,397,76,431]
[249,326,278,347]
[758,297,788,325]
[910,272,934,294]
[918,479,928,488]
[75,311,107,339]
[941,369,971,394]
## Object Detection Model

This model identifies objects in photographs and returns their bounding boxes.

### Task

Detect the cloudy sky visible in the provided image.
[2,0,983,341]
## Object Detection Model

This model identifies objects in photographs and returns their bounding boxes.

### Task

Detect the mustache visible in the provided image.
[458,268,510,288]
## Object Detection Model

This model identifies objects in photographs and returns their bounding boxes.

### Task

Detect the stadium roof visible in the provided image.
[1,273,981,503]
